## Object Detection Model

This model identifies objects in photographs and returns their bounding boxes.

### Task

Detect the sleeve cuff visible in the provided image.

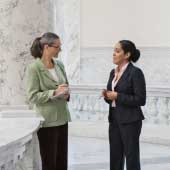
[49,90,56,100]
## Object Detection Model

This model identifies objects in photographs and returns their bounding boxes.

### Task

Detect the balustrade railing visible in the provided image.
[69,85,170,125]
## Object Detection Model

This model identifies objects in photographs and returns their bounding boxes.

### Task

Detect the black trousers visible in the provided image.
[109,117,142,170]
[37,123,68,170]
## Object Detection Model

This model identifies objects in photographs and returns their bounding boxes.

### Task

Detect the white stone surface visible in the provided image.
[0,0,80,105]
[0,0,54,105]
[80,0,170,47]
[0,105,28,111]
[69,122,170,146]
[80,47,170,87]
[68,136,170,170]
[0,117,43,170]
[53,0,80,84]
[0,109,37,118]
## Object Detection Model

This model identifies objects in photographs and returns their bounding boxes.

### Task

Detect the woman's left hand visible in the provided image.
[106,91,118,100]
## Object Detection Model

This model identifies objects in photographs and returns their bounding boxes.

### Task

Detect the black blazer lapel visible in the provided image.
[107,69,115,91]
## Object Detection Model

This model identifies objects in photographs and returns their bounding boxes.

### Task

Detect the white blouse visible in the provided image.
[112,62,129,107]
[48,68,59,82]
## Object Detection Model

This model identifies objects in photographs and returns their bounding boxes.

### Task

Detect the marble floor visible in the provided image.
[68,136,170,170]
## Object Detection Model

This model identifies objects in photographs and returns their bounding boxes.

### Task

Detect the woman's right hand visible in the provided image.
[101,89,107,98]
[54,84,69,96]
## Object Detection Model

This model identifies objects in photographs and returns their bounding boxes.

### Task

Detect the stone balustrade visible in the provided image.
[68,85,170,146]
[0,110,44,170]
[69,85,170,125]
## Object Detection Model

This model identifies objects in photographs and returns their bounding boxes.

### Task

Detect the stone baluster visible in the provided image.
[73,95,79,111]
[69,94,75,110]
[83,95,89,111]
[88,95,94,112]
[101,102,109,122]
[73,95,82,120]
[75,95,79,112]
[7,160,15,170]
[167,98,170,124]
[94,96,100,113]
[87,95,92,112]
[97,99,106,121]
[145,96,158,124]
[69,94,76,119]
[69,85,170,124]
[89,96,99,121]
[79,95,84,112]
[157,97,170,125]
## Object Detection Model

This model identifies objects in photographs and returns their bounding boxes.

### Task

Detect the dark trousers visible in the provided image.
[109,118,142,170]
[37,123,68,170]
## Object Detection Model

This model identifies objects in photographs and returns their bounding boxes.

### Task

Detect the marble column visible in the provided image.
[0,0,54,105]
[53,0,80,84]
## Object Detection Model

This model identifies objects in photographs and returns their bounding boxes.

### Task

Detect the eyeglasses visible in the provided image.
[49,45,60,49]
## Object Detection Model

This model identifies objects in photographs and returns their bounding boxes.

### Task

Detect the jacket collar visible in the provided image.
[35,58,59,84]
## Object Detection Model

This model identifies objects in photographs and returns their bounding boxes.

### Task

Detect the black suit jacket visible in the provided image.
[105,62,146,124]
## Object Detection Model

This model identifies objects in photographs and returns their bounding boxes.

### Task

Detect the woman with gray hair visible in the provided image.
[26,32,71,170]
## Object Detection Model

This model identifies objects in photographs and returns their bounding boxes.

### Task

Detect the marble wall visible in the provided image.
[0,0,80,105]
[0,0,54,105]
[80,47,170,87]
[80,0,170,47]
[53,0,80,84]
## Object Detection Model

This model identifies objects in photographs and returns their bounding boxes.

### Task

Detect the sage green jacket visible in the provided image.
[26,58,71,127]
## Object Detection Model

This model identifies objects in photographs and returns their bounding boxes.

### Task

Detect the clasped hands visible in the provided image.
[54,84,70,100]
[101,89,118,100]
